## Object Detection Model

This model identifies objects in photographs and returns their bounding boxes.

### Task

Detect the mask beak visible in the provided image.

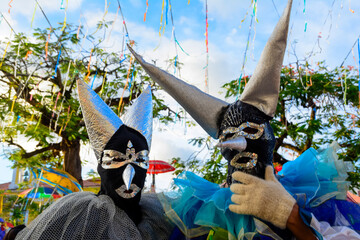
[123,164,135,190]
[215,136,247,152]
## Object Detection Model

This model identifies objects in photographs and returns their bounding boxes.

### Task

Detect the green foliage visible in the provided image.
[0,22,180,180]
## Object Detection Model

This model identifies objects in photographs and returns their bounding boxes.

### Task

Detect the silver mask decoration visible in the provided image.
[77,80,123,159]
[123,164,136,190]
[215,136,247,152]
[123,85,153,149]
[101,141,149,169]
[115,184,141,199]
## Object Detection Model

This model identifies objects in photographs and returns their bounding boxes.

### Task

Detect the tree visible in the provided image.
[0,22,178,186]
[174,62,360,190]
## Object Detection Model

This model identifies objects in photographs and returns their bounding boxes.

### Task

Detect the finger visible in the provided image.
[232,171,259,185]
[231,194,247,205]
[264,165,277,182]
[230,184,250,195]
[229,204,250,215]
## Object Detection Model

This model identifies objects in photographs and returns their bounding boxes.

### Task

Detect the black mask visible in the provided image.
[219,101,275,185]
[97,125,149,224]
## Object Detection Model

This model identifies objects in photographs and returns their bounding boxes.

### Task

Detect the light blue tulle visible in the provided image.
[279,142,352,207]
[160,142,353,239]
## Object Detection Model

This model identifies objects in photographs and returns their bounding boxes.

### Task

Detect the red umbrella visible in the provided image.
[147,160,175,192]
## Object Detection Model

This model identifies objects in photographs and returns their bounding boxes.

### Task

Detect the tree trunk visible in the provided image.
[61,138,83,187]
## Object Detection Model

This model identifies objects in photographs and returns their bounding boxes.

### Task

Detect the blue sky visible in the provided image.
[0,0,360,189]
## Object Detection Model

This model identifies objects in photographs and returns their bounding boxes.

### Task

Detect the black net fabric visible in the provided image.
[16,192,173,240]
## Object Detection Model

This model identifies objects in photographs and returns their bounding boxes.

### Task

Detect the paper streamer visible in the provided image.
[52,92,61,118]
[144,0,149,21]
[100,71,107,95]
[358,38,360,107]
[10,96,17,112]
[8,0,13,14]
[204,0,209,93]
[0,36,11,68]
[14,41,21,78]
[31,3,37,28]
[118,56,133,115]
[45,28,51,60]
[349,0,355,13]
[303,0,307,32]
[24,51,32,60]
[85,48,93,82]
[52,46,62,79]
[61,0,69,32]
[159,0,165,36]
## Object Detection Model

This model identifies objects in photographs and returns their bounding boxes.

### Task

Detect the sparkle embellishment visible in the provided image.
[219,122,265,141]
[230,152,258,169]
[127,140,133,148]
[115,184,141,199]
[102,145,149,170]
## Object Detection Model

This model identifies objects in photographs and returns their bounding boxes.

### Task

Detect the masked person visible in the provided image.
[16,81,173,240]
[128,0,360,238]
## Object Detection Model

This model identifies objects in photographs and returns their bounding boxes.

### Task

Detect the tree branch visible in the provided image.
[22,143,62,159]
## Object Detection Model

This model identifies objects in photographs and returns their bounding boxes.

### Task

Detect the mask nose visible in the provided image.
[122,164,135,190]
[215,136,247,152]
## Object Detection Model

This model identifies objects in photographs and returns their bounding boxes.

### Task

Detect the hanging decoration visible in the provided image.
[85,48,93,82]
[358,38,360,107]
[8,0,13,14]
[45,27,51,60]
[61,0,69,32]
[159,0,166,36]
[303,0,307,32]
[31,2,37,28]
[349,0,355,13]
[52,46,62,79]
[204,0,209,93]
[118,56,134,115]
[0,32,12,68]
[144,0,149,22]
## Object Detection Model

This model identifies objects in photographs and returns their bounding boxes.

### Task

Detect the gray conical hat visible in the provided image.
[240,0,293,117]
[128,46,228,139]
[77,81,153,160]
[122,85,153,149]
[77,80,124,160]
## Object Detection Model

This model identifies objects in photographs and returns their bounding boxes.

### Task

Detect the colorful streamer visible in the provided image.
[358,38,360,107]
[303,0,307,32]
[118,56,133,115]
[159,0,165,36]
[52,47,62,79]
[204,0,209,93]
[45,28,51,60]
[85,49,93,82]
[61,0,69,32]
[144,0,149,22]
[100,71,107,95]
[24,51,32,60]
[0,35,11,68]
[31,3,37,28]
[8,0,13,14]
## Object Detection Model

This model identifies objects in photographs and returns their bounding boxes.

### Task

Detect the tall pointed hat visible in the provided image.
[122,85,153,149]
[239,0,292,117]
[77,80,153,159]
[128,0,292,138]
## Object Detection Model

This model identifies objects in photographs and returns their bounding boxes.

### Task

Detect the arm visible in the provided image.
[287,204,317,240]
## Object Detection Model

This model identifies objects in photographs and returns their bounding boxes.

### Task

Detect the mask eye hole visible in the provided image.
[242,127,259,134]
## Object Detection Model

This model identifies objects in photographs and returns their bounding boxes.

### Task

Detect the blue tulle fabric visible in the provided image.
[160,142,357,239]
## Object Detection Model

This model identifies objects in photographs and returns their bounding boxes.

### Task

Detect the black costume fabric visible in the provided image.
[219,101,275,184]
[98,125,149,224]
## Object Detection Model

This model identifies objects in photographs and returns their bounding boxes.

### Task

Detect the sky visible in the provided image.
[0,0,360,190]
